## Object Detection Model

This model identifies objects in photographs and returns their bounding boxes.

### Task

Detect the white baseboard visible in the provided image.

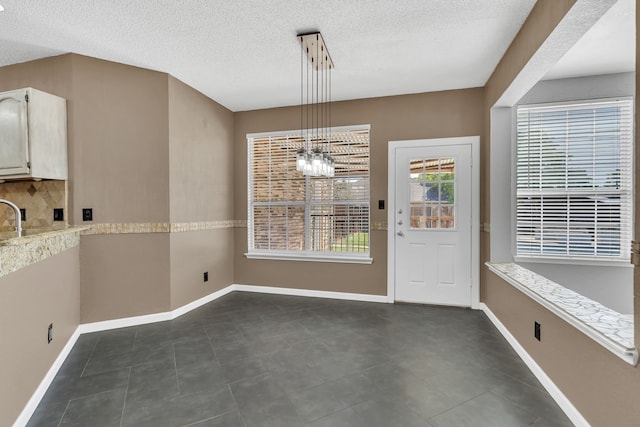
[13,328,82,427]
[78,312,172,334]
[78,285,236,334]
[15,284,387,426]
[77,284,388,335]
[479,303,589,427]
[232,283,390,304]
[172,285,236,318]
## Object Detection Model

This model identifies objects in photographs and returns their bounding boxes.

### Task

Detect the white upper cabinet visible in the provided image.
[0,88,67,180]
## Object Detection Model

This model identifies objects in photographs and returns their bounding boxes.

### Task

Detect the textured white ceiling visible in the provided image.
[544,0,635,80]
[0,0,540,111]
[2,0,632,112]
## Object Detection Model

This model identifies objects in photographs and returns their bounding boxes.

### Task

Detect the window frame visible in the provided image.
[246,124,372,264]
[512,97,634,266]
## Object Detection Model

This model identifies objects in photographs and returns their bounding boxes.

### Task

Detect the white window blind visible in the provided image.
[248,125,370,259]
[516,99,633,261]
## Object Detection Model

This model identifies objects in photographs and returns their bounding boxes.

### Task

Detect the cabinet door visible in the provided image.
[0,89,29,175]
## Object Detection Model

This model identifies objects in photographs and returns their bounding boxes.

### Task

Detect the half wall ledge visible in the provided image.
[486,262,638,366]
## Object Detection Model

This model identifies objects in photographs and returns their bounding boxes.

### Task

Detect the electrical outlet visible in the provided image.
[53,208,64,221]
[82,208,93,221]
[47,323,53,343]
[534,321,541,341]
[20,208,26,221]
[204,272,209,282]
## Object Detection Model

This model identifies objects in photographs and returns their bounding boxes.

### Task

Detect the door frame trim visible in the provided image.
[387,136,480,309]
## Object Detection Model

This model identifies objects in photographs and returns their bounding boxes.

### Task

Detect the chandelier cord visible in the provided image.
[296,32,334,178]
[315,34,319,152]
[300,35,303,152]
[308,41,311,150]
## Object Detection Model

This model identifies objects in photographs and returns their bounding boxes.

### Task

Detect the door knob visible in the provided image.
[397,231,404,237]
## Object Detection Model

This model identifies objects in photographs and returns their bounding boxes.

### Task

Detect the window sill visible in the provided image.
[245,252,373,264]
[486,262,637,366]
[514,255,633,268]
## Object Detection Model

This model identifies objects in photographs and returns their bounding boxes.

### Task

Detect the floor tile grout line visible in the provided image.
[172,342,180,395]
[206,337,220,365]
[500,370,547,392]
[79,335,100,378]
[425,390,495,422]
[131,328,139,351]
[61,386,128,405]
[179,408,241,427]
[55,399,72,427]
[226,383,249,427]
[118,366,132,427]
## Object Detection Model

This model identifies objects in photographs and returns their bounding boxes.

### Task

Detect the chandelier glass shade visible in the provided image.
[296,147,335,177]
[297,32,335,178]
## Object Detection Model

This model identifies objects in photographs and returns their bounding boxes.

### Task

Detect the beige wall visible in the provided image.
[234,89,483,294]
[0,247,80,427]
[484,272,640,425]
[80,234,171,322]
[167,76,235,308]
[70,55,170,224]
[170,230,234,309]
[168,76,234,222]
[482,1,640,425]
[0,54,73,97]
[69,56,174,321]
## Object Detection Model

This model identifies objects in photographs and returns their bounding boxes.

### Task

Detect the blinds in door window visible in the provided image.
[516,99,633,260]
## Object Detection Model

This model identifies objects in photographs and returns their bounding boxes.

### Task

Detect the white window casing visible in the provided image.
[515,98,633,263]
[247,125,371,263]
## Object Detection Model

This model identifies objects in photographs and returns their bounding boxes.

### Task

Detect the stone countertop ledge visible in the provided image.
[0,226,88,278]
[486,262,637,366]
[0,226,88,245]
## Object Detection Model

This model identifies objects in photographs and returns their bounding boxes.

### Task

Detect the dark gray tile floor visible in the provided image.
[27,292,574,427]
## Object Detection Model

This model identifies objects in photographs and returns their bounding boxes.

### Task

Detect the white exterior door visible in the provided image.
[393,142,473,306]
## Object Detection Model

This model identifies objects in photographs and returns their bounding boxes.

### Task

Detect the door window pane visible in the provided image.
[409,157,456,229]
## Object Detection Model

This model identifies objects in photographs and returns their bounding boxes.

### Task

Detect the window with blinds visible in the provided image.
[516,99,633,261]
[248,125,370,260]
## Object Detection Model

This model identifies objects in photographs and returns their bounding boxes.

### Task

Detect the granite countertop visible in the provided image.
[0,226,89,278]
[0,226,89,246]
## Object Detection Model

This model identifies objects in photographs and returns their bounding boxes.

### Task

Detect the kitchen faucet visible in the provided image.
[0,199,22,237]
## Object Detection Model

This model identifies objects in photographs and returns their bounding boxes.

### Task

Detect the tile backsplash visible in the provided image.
[0,180,68,231]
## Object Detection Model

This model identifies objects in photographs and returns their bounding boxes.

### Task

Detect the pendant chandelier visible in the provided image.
[296,32,335,177]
